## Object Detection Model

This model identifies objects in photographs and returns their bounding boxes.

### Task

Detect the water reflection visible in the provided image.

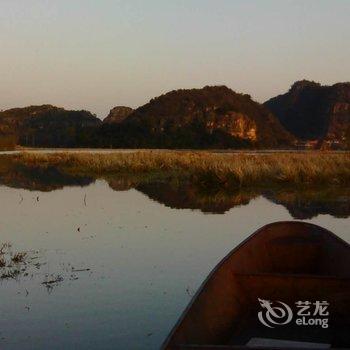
[0,172,348,350]
[0,165,348,219]
[264,188,350,219]
[136,182,350,219]
[0,164,94,191]
[136,181,258,214]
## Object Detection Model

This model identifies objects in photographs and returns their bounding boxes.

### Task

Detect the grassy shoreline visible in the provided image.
[2,150,349,188]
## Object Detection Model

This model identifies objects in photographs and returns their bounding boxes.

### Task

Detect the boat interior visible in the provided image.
[163,222,350,349]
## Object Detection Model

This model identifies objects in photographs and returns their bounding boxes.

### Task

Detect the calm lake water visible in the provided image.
[0,173,349,349]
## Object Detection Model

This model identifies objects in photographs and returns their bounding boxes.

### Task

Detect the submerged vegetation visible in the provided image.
[0,241,89,292]
[6,151,350,188]
[0,243,28,280]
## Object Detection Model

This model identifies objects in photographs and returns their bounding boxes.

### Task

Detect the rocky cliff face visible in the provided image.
[103,106,134,124]
[102,86,294,148]
[203,111,257,141]
[265,81,350,148]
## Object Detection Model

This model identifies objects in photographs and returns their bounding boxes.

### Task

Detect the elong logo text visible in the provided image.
[258,298,329,329]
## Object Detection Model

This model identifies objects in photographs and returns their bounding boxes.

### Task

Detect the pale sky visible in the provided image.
[1,0,349,118]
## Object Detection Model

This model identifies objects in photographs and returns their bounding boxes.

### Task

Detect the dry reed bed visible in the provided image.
[9,151,350,188]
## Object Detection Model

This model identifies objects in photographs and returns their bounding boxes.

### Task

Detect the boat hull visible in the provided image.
[162,221,350,349]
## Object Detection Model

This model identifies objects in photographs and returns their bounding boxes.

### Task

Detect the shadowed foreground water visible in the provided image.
[0,177,349,349]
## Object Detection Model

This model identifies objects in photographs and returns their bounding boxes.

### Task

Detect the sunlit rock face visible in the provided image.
[204,112,257,141]
[103,106,134,124]
[265,81,350,149]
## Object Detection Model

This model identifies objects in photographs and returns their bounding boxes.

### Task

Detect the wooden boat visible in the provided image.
[162,221,350,349]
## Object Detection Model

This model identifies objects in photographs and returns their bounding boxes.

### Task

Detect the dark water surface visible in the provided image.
[0,172,349,349]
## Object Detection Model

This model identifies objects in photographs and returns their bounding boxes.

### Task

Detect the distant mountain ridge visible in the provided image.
[265,80,350,149]
[0,81,349,149]
[0,105,101,148]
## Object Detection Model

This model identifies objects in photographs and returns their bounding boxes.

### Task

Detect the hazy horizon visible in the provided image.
[1,0,349,118]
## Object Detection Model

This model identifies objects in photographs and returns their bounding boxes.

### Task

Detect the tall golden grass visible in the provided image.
[9,151,350,188]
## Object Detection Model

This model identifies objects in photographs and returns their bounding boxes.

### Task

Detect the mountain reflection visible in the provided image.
[0,165,94,191]
[135,181,258,214]
[264,188,350,220]
[0,166,348,219]
[133,181,350,219]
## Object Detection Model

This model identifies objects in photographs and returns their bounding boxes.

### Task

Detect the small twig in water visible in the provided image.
[42,275,64,285]
[186,286,194,297]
